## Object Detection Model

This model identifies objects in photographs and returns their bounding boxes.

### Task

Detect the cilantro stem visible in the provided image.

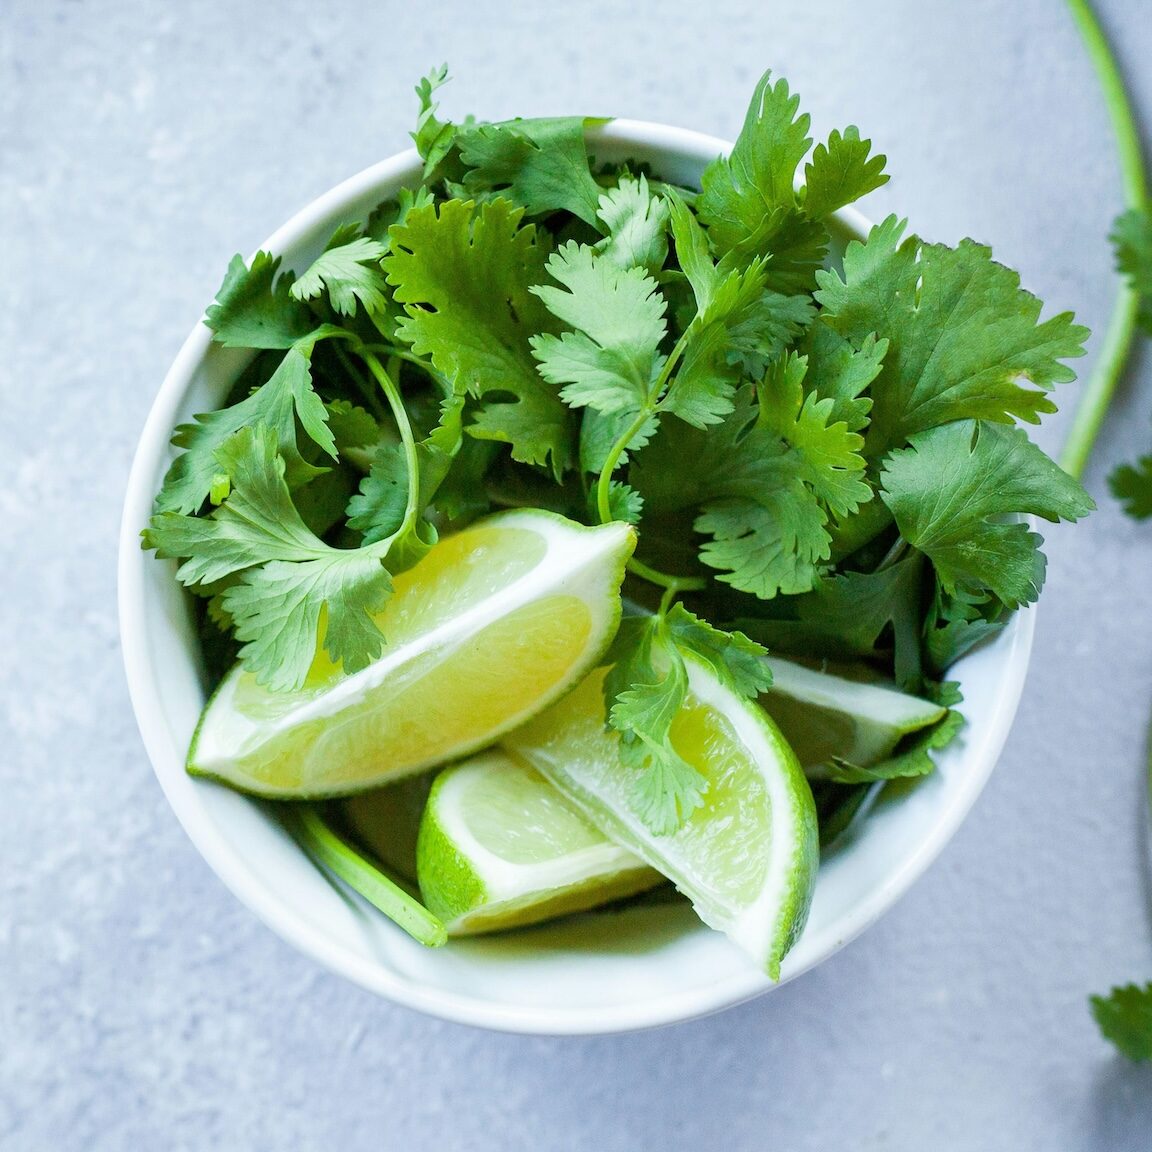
[632,559,706,595]
[291,807,447,947]
[1059,0,1148,481]
[334,343,388,421]
[596,406,656,523]
[594,406,706,594]
[361,344,453,394]
[364,352,422,536]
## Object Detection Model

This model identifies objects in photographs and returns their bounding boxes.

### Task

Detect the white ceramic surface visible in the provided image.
[118,121,1035,1035]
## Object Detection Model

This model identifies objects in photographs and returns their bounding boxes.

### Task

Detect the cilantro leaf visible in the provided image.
[1110,456,1152,518]
[664,605,772,698]
[593,175,669,274]
[1091,983,1152,1062]
[290,236,388,317]
[667,196,814,412]
[826,707,964,784]
[412,64,458,177]
[1111,207,1152,335]
[384,197,575,475]
[154,344,336,515]
[324,399,386,466]
[802,126,889,220]
[732,550,927,691]
[756,351,871,520]
[346,389,465,547]
[815,217,1090,456]
[604,480,644,525]
[634,374,869,599]
[346,444,409,545]
[697,71,812,256]
[457,117,608,226]
[923,587,1006,674]
[529,241,668,416]
[145,425,393,689]
[578,407,659,474]
[802,317,885,435]
[364,185,438,247]
[222,550,393,692]
[880,420,1095,609]
[602,615,707,835]
[204,251,316,349]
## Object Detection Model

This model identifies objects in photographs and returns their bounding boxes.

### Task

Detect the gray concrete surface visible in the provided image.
[3,1,1152,1148]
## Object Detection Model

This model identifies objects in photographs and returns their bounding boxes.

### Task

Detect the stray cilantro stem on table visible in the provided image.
[1061,0,1152,1063]
[1059,0,1149,483]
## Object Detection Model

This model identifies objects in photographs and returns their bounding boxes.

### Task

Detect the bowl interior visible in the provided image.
[119,122,1034,1034]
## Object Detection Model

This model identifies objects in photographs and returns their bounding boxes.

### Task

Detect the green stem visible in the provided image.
[364,352,422,536]
[292,807,447,947]
[631,558,707,595]
[334,343,388,420]
[1059,0,1148,481]
[593,329,708,593]
[595,407,656,524]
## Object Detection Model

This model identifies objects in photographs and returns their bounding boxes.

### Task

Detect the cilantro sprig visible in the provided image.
[144,65,1091,846]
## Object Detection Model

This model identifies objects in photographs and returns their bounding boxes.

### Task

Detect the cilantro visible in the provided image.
[530,241,668,416]
[457,116,609,226]
[146,425,395,690]
[290,236,388,317]
[384,197,575,475]
[154,344,336,515]
[1091,983,1152,1062]
[347,389,464,548]
[144,65,1092,862]
[880,420,1095,610]
[802,127,889,220]
[697,72,812,256]
[633,368,868,600]
[1110,457,1152,518]
[664,605,773,698]
[923,587,1006,675]
[602,610,770,835]
[696,71,887,293]
[1108,208,1152,514]
[204,251,316,349]
[412,65,457,178]
[735,551,926,692]
[594,176,670,274]
[825,707,964,785]
[815,216,1091,457]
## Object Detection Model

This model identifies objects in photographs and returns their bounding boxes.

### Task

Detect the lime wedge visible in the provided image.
[503,659,819,977]
[417,750,663,935]
[760,657,947,775]
[188,510,635,797]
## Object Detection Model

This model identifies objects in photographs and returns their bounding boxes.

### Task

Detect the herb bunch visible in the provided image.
[143,67,1093,839]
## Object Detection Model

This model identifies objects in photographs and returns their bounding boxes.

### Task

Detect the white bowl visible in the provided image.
[118,121,1035,1034]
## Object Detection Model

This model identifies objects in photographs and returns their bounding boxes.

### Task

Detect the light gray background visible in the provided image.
[3,1,1151,1149]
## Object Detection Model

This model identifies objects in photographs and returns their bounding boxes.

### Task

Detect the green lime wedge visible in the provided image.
[416,749,663,935]
[759,657,947,776]
[503,659,819,978]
